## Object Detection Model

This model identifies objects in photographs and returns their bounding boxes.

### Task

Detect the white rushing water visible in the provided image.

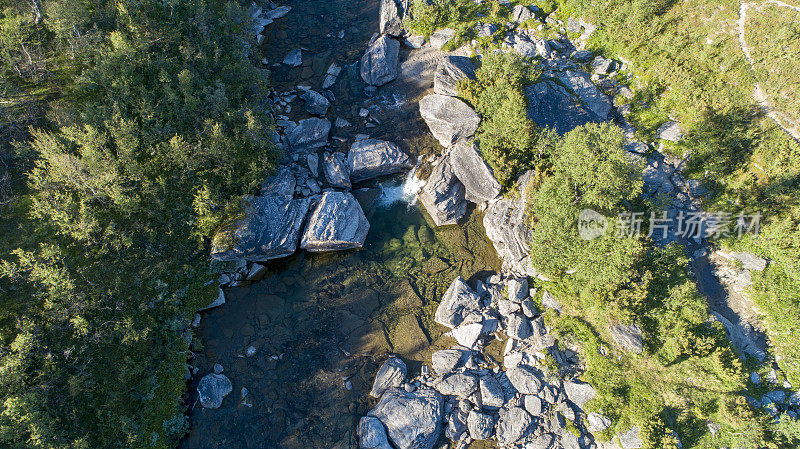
[377,167,426,207]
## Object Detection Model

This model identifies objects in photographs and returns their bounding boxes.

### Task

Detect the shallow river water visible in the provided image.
[180,1,501,448]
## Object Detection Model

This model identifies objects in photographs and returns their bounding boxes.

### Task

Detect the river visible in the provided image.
[180,1,501,448]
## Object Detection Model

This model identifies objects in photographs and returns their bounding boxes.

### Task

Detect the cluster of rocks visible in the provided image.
[208,2,420,270]
[250,2,292,45]
[358,274,645,449]
[744,369,800,422]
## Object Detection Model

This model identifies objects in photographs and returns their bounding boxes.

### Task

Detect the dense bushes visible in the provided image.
[0,1,276,447]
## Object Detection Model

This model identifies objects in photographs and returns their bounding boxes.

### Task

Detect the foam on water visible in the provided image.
[377,168,426,207]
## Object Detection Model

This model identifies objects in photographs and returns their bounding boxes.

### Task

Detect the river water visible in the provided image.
[180,1,501,448]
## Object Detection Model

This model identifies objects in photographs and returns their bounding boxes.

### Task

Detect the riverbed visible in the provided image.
[180,1,501,448]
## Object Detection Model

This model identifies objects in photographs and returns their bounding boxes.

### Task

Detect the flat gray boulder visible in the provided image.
[656,121,683,142]
[369,387,444,449]
[358,416,393,449]
[526,80,598,134]
[301,191,370,251]
[287,118,331,151]
[484,197,534,276]
[434,56,477,97]
[379,0,403,36]
[260,166,296,198]
[563,380,596,409]
[301,90,330,115]
[434,373,478,398]
[495,406,534,445]
[557,70,612,120]
[323,152,351,189]
[450,140,501,202]
[430,28,455,49]
[587,412,612,432]
[371,356,407,398]
[610,323,644,354]
[197,373,233,409]
[467,411,495,440]
[480,375,505,409]
[419,94,480,147]
[618,427,643,449]
[506,365,543,394]
[348,139,412,182]
[431,347,469,376]
[361,35,400,86]
[419,155,467,226]
[211,195,311,261]
[511,5,536,22]
[434,276,482,329]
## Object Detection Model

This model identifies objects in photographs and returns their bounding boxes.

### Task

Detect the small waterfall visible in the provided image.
[377,166,426,207]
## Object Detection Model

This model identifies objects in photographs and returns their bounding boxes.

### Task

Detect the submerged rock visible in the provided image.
[283,48,302,67]
[368,387,444,449]
[287,118,331,151]
[450,140,501,202]
[371,356,407,398]
[434,56,477,97]
[361,35,400,86]
[211,195,311,262]
[301,191,370,251]
[419,94,480,147]
[348,139,412,182]
[197,373,233,409]
[434,276,482,329]
[358,416,393,449]
[419,155,467,226]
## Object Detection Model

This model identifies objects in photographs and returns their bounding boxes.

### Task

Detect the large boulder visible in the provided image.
[361,35,400,86]
[419,155,467,226]
[434,373,479,398]
[197,373,233,409]
[610,323,644,354]
[511,5,536,22]
[260,166,296,197]
[379,0,403,36]
[563,380,596,409]
[506,365,543,395]
[287,118,331,151]
[557,70,612,120]
[371,356,407,398]
[434,276,482,328]
[480,375,506,409]
[433,56,477,97]
[301,89,330,115]
[431,347,469,376]
[358,416,393,449]
[301,191,370,251]
[495,406,534,445]
[450,140,501,202]
[348,139,412,182]
[323,152,351,189]
[526,80,598,134]
[369,388,444,449]
[211,195,311,262]
[467,411,495,440]
[484,194,536,277]
[419,94,480,147]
